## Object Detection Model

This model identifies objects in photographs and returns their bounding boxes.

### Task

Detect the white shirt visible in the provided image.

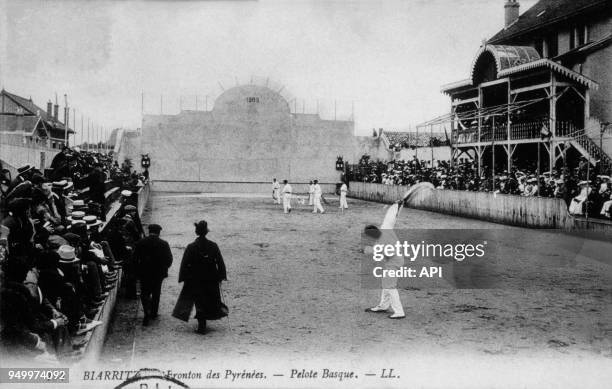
[340,183,347,194]
[314,184,322,196]
[272,181,280,190]
[282,184,292,196]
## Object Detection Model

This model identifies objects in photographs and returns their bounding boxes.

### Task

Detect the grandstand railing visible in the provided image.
[452,120,580,144]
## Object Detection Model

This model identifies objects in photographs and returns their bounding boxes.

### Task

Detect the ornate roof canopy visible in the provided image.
[441,44,598,93]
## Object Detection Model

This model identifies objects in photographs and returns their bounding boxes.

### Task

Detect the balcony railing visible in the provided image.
[452,120,579,144]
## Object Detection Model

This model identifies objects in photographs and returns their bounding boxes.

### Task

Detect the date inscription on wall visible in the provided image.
[246,97,260,103]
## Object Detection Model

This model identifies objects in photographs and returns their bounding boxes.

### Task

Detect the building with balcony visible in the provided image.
[434,0,612,175]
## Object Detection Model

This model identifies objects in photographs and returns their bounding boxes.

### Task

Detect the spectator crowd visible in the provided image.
[0,146,148,363]
[348,154,612,220]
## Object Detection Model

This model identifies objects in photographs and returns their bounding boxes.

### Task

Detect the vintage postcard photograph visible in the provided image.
[1,0,611,388]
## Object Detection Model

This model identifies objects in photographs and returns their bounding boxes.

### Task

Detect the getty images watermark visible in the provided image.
[371,239,488,279]
[360,229,609,290]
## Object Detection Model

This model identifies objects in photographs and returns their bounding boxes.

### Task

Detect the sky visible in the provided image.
[0,0,538,139]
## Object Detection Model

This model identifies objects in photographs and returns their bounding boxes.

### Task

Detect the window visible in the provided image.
[543,33,558,58]
[246,97,259,103]
[570,24,589,49]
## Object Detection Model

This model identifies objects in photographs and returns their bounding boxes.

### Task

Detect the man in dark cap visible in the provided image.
[175,220,227,334]
[133,223,173,326]
[1,197,35,257]
[6,165,35,193]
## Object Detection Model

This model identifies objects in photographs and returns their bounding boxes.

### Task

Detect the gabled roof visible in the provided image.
[489,0,610,44]
[1,89,74,133]
[2,90,48,118]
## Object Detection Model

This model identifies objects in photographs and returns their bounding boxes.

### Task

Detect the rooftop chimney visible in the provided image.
[505,0,520,28]
[47,100,53,117]
[53,103,59,121]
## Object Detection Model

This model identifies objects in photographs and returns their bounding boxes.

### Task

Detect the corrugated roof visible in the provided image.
[489,0,611,44]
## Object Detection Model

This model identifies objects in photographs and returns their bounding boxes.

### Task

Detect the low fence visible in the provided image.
[348,181,575,229]
[81,182,151,364]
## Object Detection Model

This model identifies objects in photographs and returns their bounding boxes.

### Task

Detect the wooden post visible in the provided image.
[537,140,541,196]
[415,125,419,160]
[491,116,495,190]
[477,86,483,177]
[549,72,556,174]
[507,79,511,171]
[430,124,434,166]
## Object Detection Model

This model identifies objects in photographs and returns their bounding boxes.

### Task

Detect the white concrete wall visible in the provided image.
[0,134,59,172]
[141,85,355,185]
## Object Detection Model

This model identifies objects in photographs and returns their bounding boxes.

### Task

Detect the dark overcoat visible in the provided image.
[174,236,227,321]
[133,235,173,281]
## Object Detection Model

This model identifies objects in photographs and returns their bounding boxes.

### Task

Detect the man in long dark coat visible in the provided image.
[134,224,173,326]
[176,220,227,334]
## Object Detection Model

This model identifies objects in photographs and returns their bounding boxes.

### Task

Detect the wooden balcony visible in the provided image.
[452,120,579,145]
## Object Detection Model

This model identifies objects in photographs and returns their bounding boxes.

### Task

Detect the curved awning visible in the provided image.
[470,45,541,81]
[441,44,598,93]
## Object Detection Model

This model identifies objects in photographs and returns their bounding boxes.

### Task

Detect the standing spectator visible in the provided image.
[174,220,227,334]
[134,224,173,326]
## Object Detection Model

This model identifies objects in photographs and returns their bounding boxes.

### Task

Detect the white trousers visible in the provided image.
[273,190,281,204]
[308,194,314,205]
[283,195,292,213]
[375,288,405,316]
[313,196,324,213]
[339,193,348,209]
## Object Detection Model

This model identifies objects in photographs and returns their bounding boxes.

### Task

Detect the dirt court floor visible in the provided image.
[99,192,612,384]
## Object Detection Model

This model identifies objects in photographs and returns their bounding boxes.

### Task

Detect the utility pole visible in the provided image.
[64,94,69,147]
[72,108,75,147]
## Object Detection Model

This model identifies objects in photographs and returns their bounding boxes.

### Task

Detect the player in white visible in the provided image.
[363,202,405,319]
[339,182,348,210]
[282,179,292,214]
[308,181,315,206]
[272,178,281,204]
[312,180,325,214]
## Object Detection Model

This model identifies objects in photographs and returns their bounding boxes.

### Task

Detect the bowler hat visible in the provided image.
[194,220,208,236]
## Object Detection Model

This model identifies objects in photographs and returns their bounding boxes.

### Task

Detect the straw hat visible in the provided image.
[57,245,78,263]
[84,215,103,229]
